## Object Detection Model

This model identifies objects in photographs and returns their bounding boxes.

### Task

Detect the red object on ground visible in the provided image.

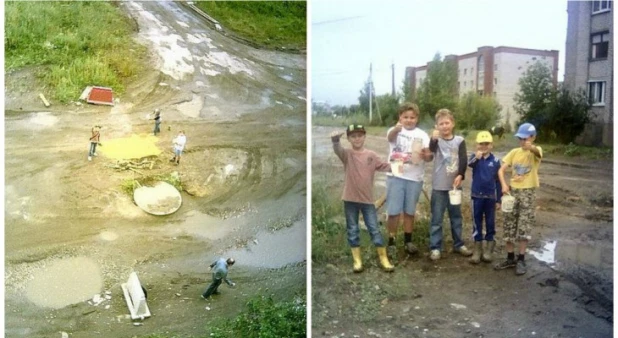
[87,87,114,106]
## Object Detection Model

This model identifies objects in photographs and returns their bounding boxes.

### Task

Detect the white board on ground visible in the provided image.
[121,272,151,320]
[134,181,182,215]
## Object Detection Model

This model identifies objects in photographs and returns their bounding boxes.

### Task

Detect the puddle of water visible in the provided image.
[27,112,58,129]
[167,210,243,240]
[222,219,306,268]
[529,240,557,265]
[177,94,203,118]
[281,74,293,81]
[99,231,119,241]
[25,257,103,309]
[531,240,613,272]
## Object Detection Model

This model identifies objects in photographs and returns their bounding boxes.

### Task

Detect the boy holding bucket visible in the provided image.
[331,124,394,273]
[467,131,502,264]
[495,123,543,275]
[428,109,472,261]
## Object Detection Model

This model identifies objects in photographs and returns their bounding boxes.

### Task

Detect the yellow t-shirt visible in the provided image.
[502,146,543,189]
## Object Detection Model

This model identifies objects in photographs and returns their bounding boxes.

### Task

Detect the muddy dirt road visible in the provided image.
[312,126,613,338]
[5,3,306,337]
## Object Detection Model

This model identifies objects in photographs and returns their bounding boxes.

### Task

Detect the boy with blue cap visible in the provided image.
[495,122,543,275]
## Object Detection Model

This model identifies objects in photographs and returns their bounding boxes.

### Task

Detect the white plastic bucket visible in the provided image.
[392,159,404,176]
[449,190,462,205]
[501,194,515,213]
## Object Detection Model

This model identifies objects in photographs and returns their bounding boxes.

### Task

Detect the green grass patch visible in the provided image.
[542,142,612,160]
[5,2,147,102]
[194,1,306,50]
[209,295,306,338]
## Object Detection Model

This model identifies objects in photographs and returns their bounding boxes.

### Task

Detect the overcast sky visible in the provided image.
[311,0,569,106]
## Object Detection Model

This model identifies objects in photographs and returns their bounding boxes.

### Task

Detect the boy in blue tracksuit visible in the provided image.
[467,131,502,264]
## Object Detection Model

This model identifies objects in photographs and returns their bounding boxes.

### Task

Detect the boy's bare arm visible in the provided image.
[498,162,510,194]
[331,131,346,162]
[387,123,403,142]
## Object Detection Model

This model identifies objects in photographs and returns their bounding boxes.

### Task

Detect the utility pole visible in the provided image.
[391,62,395,96]
[369,63,373,123]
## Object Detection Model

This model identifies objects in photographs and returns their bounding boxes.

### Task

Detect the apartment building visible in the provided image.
[564,0,613,146]
[406,46,559,127]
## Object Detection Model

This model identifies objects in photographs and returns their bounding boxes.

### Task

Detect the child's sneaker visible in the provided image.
[515,260,527,275]
[88,156,92,161]
[405,242,419,255]
[429,250,441,261]
[93,153,98,157]
[494,259,517,270]
[454,245,473,257]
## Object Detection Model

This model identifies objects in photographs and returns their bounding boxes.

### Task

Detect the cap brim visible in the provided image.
[514,133,532,138]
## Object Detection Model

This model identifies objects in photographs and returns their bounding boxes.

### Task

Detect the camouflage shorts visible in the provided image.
[503,188,537,242]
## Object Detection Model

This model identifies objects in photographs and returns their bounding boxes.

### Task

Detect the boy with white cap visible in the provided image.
[495,122,543,275]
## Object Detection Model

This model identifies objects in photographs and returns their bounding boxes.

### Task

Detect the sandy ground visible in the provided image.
[311,126,613,338]
[5,3,306,337]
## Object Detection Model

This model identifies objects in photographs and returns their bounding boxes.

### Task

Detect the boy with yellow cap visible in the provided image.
[467,131,502,264]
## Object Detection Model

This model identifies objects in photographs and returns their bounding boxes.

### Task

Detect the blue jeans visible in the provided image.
[430,190,464,250]
[153,121,161,135]
[471,197,496,242]
[344,201,384,247]
[89,142,98,156]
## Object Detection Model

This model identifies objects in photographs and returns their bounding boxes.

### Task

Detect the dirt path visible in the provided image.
[311,126,612,337]
[5,3,306,337]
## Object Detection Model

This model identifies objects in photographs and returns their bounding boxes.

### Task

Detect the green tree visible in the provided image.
[414,53,458,122]
[513,61,554,135]
[375,93,400,126]
[358,79,373,115]
[547,88,592,143]
[456,92,501,130]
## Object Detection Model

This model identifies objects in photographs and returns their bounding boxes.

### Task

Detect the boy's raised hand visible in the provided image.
[330,131,345,142]
[431,125,440,140]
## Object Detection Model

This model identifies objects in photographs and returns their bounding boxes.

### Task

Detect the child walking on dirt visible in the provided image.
[428,109,472,261]
[170,130,186,165]
[331,124,394,273]
[467,131,502,264]
[152,108,162,136]
[495,123,543,275]
[202,257,236,299]
[88,125,101,161]
[385,102,433,262]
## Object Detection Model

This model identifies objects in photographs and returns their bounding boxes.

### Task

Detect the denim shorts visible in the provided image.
[174,148,183,156]
[386,176,423,216]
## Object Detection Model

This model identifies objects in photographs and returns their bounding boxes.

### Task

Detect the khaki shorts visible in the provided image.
[503,188,536,242]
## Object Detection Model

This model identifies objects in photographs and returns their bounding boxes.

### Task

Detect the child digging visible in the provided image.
[331,124,394,272]
[495,123,543,275]
[467,131,502,264]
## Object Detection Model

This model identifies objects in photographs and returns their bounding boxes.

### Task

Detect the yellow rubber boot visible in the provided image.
[351,247,363,273]
[376,247,394,272]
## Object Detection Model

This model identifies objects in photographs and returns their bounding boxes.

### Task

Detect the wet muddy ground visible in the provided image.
[312,126,613,338]
[5,3,306,337]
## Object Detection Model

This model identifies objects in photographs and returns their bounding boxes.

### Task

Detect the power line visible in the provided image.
[312,16,363,26]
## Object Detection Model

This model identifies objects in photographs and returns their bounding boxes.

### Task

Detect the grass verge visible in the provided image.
[209,294,306,338]
[5,2,147,102]
[121,172,183,196]
[194,1,306,51]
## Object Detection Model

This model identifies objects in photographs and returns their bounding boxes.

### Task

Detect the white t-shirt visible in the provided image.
[173,135,187,151]
[386,126,430,182]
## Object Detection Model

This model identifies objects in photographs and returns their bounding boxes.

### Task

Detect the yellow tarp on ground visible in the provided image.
[99,134,162,160]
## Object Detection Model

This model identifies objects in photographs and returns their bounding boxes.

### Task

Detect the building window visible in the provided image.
[464,81,467,87]
[591,32,610,59]
[464,68,467,75]
[494,64,498,71]
[592,0,612,14]
[471,67,474,73]
[588,81,606,105]
[494,78,498,85]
